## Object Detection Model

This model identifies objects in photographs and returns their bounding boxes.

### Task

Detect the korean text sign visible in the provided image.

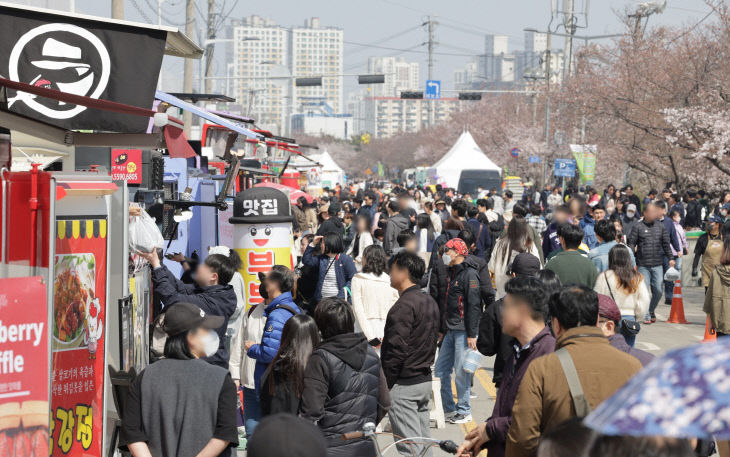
[51,217,107,457]
[111,149,142,184]
[0,276,50,457]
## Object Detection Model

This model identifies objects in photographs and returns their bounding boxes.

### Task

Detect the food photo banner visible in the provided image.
[52,217,107,457]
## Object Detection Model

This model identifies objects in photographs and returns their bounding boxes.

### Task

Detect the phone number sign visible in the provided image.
[111,149,142,184]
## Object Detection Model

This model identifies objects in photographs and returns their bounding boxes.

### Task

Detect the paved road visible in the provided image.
[375,285,708,456]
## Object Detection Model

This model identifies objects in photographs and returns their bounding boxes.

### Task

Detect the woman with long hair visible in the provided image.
[594,244,649,346]
[416,213,435,253]
[350,245,400,353]
[704,229,730,338]
[259,314,320,416]
[489,216,542,298]
[346,214,373,270]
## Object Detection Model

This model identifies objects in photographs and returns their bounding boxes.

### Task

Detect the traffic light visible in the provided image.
[458,92,482,101]
[295,77,322,87]
[400,91,423,99]
[358,74,385,84]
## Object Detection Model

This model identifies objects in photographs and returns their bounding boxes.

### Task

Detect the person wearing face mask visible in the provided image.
[244,266,301,399]
[138,248,239,369]
[621,203,639,240]
[120,302,238,457]
[434,238,482,425]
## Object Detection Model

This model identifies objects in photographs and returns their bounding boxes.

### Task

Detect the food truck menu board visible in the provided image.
[51,217,107,457]
[0,276,50,457]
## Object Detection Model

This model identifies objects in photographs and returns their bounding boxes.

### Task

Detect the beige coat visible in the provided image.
[594,270,650,321]
[229,303,266,389]
[506,326,642,457]
[704,264,730,334]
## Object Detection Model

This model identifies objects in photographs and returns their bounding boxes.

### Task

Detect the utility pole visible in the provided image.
[111,0,123,19]
[425,16,436,126]
[544,30,552,189]
[182,0,195,135]
[204,0,216,94]
[563,0,575,79]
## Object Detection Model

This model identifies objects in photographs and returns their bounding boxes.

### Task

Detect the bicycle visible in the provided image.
[342,422,459,457]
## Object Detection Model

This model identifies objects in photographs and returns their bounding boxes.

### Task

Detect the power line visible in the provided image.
[344,40,483,57]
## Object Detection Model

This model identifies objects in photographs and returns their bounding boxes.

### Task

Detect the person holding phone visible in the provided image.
[302,232,357,303]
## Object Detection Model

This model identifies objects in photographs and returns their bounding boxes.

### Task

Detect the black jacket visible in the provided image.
[692,231,722,272]
[317,217,344,237]
[444,261,482,338]
[151,265,236,369]
[684,199,703,228]
[381,286,440,389]
[476,298,512,387]
[431,254,492,335]
[627,219,673,267]
[299,333,390,457]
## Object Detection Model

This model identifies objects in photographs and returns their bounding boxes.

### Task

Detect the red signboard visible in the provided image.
[51,217,107,457]
[0,276,50,457]
[111,149,142,184]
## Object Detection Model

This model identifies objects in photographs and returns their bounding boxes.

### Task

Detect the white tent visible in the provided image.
[312,150,345,187]
[432,130,501,188]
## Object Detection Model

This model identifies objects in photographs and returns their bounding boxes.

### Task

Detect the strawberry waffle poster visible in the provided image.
[51,217,107,457]
[0,276,49,457]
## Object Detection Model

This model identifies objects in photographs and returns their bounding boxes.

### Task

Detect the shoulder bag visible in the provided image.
[604,273,640,337]
[555,348,592,418]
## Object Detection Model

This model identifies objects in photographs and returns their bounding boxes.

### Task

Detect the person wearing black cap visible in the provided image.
[137,248,239,369]
[120,302,238,457]
[477,252,542,388]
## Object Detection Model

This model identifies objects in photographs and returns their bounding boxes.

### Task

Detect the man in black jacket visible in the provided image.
[627,202,675,324]
[381,252,440,457]
[316,203,344,237]
[434,238,482,424]
[383,200,411,256]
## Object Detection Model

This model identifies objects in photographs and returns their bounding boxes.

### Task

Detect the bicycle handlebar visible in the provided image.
[341,431,364,441]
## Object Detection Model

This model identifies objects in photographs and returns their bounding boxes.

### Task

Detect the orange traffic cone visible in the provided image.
[703,315,717,342]
[666,280,689,324]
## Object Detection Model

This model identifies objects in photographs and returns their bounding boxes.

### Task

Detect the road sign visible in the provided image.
[425,80,441,100]
[553,158,577,178]
[529,155,542,164]
[510,147,521,158]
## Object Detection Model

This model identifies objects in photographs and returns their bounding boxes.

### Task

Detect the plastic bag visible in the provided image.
[664,266,681,282]
[129,209,164,254]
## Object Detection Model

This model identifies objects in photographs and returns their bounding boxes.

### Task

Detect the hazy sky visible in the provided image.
[7,0,715,99]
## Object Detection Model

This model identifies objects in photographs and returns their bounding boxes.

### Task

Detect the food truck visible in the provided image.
[0,3,204,457]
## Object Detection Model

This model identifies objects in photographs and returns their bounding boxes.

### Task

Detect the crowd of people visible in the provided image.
[118,180,730,457]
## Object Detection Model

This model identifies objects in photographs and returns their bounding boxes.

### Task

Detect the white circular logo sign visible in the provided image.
[8,23,111,119]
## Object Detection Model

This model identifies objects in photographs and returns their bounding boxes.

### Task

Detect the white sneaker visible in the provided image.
[444,411,457,421]
[449,413,472,424]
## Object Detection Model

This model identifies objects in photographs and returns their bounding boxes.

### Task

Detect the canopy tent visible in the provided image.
[312,150,345,188]
[432,130,501,188]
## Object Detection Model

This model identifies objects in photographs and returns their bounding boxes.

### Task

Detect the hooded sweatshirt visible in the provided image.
[704,264,730,334]
[383,213,410,256]
[300,333,390,457]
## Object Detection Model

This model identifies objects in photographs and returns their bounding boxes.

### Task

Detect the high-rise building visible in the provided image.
[229,16,343,134]
[482,34,509,81]
[361,97,463,138]
[366,57,420,97]
[291,18,344,114]
[231,15,290,132]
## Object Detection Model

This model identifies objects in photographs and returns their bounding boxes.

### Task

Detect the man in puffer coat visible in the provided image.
[245,265,300,396]
[300,297,390,457]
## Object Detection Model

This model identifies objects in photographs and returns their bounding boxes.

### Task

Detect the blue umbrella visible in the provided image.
[584,337,730,440]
